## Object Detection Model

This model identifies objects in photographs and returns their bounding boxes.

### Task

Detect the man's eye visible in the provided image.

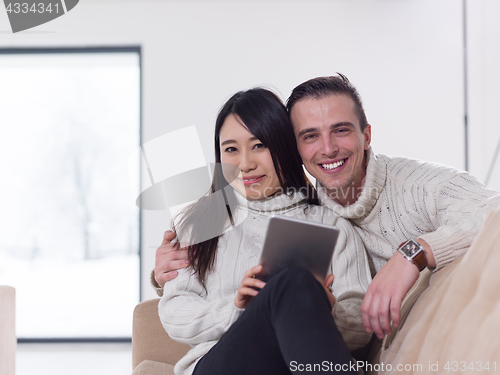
[304,134,316,140]
[225,147,237,153]
[335,128,349,134]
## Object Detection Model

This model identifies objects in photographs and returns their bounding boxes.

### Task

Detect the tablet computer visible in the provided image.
[257,216,339,283]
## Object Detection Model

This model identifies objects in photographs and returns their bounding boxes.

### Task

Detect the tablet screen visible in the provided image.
[258,216,339,283]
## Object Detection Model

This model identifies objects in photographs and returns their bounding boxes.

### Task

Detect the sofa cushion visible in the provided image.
[377,208,500,374]
[132,298,190,369]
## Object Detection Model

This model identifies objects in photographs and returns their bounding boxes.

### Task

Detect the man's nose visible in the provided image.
[320,136,339,158]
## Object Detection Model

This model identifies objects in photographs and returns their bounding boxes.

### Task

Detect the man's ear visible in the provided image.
[363,124,372,150]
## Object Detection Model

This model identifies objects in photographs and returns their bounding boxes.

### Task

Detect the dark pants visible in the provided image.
[192,267,356,375]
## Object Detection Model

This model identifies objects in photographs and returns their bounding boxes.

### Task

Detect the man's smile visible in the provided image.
[319,158,347,171]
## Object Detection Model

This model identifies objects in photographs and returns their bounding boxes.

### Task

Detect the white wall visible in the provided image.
[467,0,500,188]
[0,0,477,300]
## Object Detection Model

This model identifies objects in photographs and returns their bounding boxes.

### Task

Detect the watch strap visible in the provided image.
[412,250,427,271]
[398,240,428,272]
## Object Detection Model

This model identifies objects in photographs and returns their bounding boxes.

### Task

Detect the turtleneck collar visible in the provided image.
[233,188,307,214]
[318,147,386,220]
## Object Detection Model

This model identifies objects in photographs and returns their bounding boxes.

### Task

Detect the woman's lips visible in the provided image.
[240,175,265,186]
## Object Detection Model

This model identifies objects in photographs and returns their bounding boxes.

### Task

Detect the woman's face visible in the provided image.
[219,114,282,200]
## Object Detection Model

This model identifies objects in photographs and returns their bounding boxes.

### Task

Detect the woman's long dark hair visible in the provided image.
[175,88,317,286]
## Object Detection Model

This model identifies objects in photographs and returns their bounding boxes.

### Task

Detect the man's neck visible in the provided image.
[327,168,367,207]
[327,182,364,207]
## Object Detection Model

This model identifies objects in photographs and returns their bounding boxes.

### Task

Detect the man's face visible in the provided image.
[290,94,371,204]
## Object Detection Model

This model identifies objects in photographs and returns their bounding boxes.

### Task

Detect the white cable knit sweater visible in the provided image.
[159,191,372,375]
[319,147,500,273]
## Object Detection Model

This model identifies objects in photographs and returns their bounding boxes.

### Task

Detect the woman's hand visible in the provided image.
[234,265,266,309]
[323,274,336,309]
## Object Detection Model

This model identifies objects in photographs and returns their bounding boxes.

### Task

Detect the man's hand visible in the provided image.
[154,230,189,288]
[234,265,266,309]
[361,252,419,339]
[323,274,336,309]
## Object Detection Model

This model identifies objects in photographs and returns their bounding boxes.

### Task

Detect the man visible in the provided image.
[154,74,500,340]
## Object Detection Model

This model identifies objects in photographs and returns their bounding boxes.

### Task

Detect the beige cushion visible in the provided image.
[132,298,190,369]
[132,360,175,375]
[0,285,16,375]
[377,208,500,374]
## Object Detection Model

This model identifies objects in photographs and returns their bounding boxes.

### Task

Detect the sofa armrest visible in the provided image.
[376,208,500,372]
[0,285,16,375]
[132,298,190,370]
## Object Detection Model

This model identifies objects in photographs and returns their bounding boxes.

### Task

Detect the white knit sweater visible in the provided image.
[159,191,372,375]
[319,147,500,273]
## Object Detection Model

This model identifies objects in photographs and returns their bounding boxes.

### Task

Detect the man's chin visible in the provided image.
[318,178,347,192]
[319,179,353,195]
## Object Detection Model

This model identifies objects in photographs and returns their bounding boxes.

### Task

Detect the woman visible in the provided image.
[158,88,372,375]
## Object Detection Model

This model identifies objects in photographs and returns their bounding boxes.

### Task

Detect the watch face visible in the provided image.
[402,240,420,257]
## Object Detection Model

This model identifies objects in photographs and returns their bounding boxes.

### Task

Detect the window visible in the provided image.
[0,48,141,339]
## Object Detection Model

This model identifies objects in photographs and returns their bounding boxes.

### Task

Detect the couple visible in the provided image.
[155,74,500,375]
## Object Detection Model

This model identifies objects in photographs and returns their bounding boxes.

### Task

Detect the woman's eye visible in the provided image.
[253,143,266,150]
[225,147,237,153]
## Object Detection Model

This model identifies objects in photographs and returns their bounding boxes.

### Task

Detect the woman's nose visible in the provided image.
[239,151,257,172]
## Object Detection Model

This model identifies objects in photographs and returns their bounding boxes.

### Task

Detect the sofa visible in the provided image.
[132,208,500,375]
[0,285,16,375]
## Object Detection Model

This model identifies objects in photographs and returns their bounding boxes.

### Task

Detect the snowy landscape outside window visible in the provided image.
[0,48,140,339]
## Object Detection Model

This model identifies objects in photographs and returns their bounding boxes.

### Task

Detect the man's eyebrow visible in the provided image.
[297,122,355,137]
[331,122,355,129]
[297,128,318,137]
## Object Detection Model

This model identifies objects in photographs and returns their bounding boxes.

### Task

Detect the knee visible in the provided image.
[271,267,320,292]
[264,267,329,311]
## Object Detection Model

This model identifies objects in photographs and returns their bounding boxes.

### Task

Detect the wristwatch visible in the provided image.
[397,239,428,271]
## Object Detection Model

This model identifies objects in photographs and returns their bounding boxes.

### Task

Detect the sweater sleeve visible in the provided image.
[418,171,500,270]
[326,215,373,351]
[158,268,244,345]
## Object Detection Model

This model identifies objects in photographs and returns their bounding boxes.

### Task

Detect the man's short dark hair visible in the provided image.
[286,73,368,131]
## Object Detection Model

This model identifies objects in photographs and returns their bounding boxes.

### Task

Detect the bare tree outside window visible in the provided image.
[0,50,140,339]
